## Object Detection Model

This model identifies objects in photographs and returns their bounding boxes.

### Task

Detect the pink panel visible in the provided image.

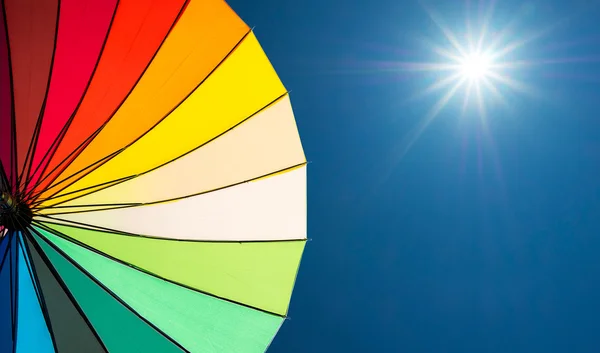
[26,0,118,189]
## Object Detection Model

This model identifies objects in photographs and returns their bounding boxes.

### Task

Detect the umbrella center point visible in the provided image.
[0,191,32,233]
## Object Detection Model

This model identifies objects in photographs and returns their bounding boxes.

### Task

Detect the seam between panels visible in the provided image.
[1,163,10,191]
[16,232,42,308]
[0,0,17,191]
[24,231,111,353]
[18,0,62,191]
[35,174,134,208]
[11,234,18,353]
[30,28,253,204]
[34,218,307,244]
[33,220,300,318]
[29,225,191,353]
[33,90,293,209]
[0,233,10,274]
[24,0,189,199]
[18,231,61,353]
[22,0,122,198]
[26,11,248,205]
[36,160,305,213]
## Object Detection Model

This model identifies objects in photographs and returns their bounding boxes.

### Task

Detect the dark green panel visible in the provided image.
[32,232,185,353]
[25,235,107,353]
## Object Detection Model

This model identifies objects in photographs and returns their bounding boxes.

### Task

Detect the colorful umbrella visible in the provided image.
[0,0,307,352]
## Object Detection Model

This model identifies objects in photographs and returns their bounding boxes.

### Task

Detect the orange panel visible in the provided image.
[35,0,248,199]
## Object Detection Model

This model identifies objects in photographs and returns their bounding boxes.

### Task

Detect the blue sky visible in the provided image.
[229,0,600,352]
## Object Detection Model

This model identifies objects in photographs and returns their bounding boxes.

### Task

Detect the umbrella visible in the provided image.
[0,0,307,352]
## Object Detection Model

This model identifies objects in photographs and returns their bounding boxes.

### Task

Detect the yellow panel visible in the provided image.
[43,95,306,208]
[38,32,286,207]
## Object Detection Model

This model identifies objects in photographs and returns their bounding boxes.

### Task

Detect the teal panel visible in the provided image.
[36,227,283,353]
[0,234,13,353]
[32,232,184,353]
[24,235,108,353]
[16,233,55,353]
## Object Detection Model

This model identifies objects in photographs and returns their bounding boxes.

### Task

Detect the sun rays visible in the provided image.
[370,0,549,190]
[414,1,542,120]
[375,0,572,176]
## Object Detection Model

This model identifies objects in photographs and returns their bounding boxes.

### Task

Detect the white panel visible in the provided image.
[49,166,307,241]
[50,95,305,207]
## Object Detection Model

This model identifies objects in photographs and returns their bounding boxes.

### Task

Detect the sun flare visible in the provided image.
[395,1,547,125]
[460,52,493,81]
[365,1,596,187]
[373,0,557,170]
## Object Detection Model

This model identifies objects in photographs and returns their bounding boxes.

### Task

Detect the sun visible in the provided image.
[460,52,493,81]
[372,0,552,168]
[397,1,542,122]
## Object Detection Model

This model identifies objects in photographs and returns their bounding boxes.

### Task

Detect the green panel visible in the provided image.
[42,222,305,315]
[36,227,284,353]
[32,231,184,353]
[25,236,108,353]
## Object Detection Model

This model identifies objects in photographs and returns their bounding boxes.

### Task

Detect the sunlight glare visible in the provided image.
[460,52,492,80]
[401,1,542,118]
[380,1,546,168]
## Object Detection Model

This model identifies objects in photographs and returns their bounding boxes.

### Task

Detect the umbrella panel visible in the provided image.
[25,235,107,353]
[32,231,186,353]
[15,234,55,352]
[0,1,306,352]
[0,233,13,353]
[37,221,304,316]
[36,226,284,353]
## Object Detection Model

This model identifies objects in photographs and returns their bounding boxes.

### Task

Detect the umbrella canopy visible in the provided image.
[0,0,307,352]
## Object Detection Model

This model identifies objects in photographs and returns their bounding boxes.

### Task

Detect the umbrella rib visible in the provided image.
[35,217,125,235]
[18,231,61,353]
[17,0,62,193]
[24,231,111,353]
[38,174,136,205]
[30,149,132,205]
[26,21,251,206]
[29,226,192,353]
[23,0,190,200]
[11,1,60,192]
[35,160,305,215]
[34,221,292,318]
[32,90,291,208]
[23,0,121,194]
[23,111,97,202]
[10,234,17,349]
[0,162,9,192]
[0,237,8,343]
[1,0,17,190]
[34,217,306,244]
[29,27,253,204]
[0,232,10,272]
[10,105,16,192]
[15,231,43,306]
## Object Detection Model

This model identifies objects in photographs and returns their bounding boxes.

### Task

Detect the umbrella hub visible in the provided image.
[0,191,32,232]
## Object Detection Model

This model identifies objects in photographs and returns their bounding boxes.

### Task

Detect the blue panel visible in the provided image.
[15,233,55,353]
[0,234,13,353]
[0,233,8,267]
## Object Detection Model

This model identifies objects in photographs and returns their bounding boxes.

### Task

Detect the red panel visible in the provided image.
[0,3,13,188]
[27,0,187,195]
[4,0,58,181]
[24,0,119,191]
